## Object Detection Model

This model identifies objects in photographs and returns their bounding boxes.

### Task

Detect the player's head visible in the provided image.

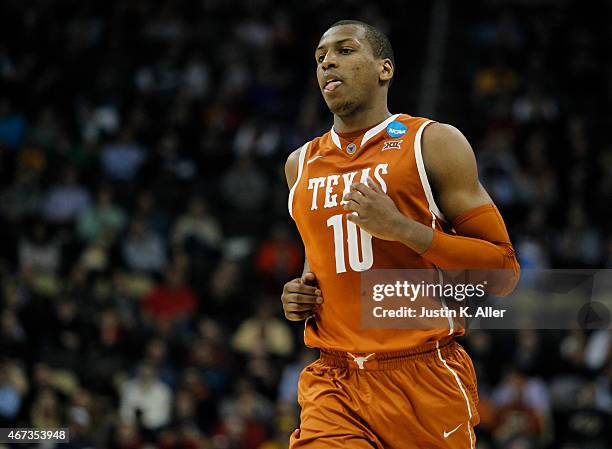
[316,20,394,117]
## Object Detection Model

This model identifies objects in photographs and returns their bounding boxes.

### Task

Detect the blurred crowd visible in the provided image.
[0,1,610,448]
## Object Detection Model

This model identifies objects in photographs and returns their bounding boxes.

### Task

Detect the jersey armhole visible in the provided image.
[414,120,446,227]
[288,142,310,219]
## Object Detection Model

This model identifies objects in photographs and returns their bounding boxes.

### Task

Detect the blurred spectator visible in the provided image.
[474,60,518,100]
[154,132,197,183]
[219,378,274,426]
[109,422,143,449]
[18,221,62,297]
[0,309,26,359]
[133,190,171,237]
[0,170,42,222]
[80,104,120,145]
[83,310,127,396]
[177,367,215,433]
[257,400,299,449]
[232,301,294,358]
[513,87,559,124]
[18,221,60,275]
[0,361,26,426]
[559,329,588,373]
[594,362,612,414]
[141,338,177,389]
[78,239,111,273]
[170,389,199,430]
[233,119,282,158]
[42,169,91,224]
[255,223,303,286]
[583,330,611,372]
[558,382,610,448]
[277,349,317,404]
[215,379,271,449]
[556,204,604,268]
[66,389,95,448]
[182,54,211,99]
[143,266,197,331]
[29,106,64,150]
[221,156,268,219]
[208,258,244,318]
[119,363,172,432]
[491,368,552,446]
[515,209,551,271]
[213,414,266,449]
[30,387,61,429]
[100,128,146,182]
[477,129,519,207]
[0,100,27,149]
[77,186,127,242]
[44,299,84,372]
[122,218,167,274]
[171,196,222,253]
[512,330,544,376]
[188,339,229,400]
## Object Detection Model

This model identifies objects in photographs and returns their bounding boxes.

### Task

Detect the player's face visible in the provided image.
[315,25,384,117]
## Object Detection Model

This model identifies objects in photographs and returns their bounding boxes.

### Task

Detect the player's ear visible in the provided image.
[379,58,394,84]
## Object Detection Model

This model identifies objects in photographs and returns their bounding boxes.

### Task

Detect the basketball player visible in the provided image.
[281,20,520,448]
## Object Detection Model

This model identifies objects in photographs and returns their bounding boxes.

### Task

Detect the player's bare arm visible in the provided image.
[281,149,323,321]
[421,123,493,219]
[342,121,519,295]
[342,123,489,250]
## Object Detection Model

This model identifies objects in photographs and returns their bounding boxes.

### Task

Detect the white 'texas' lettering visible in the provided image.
[324,175,340,208]
[308,177,326,210]
[340,172,358,205]
[374,163,388,193]
[307,164,389,211]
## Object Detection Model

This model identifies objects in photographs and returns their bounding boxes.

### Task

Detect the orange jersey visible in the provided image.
[289,114,464,352]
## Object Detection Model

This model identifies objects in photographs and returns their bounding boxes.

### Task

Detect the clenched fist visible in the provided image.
[342,177,409,241]
[281,272,323,321]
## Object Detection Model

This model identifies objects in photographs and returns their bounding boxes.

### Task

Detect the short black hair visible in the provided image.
[329,19,395,67]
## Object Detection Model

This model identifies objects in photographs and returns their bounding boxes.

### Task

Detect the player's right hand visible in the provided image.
[281,272,323,321]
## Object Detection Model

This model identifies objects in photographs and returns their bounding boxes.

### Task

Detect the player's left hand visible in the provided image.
[342,177,409,241]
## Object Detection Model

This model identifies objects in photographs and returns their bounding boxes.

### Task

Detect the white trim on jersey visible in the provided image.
[329,113,402,151]
[288,142,309,219]
[304,315,314,343]
[414,120,446,226]
[361,113,401,146]
[330,128,342,150]
[436,340,475,449]
[437,270,455,335]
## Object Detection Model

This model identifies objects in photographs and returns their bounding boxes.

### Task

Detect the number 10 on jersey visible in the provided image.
[326,213,374,273]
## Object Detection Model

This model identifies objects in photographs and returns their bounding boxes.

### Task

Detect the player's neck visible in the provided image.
[333,103,391,134]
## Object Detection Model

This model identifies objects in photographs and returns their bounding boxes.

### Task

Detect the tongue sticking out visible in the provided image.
[325,80,342,92]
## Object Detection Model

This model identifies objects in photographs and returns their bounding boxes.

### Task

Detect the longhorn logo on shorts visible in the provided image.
[347,352,375,369]
[386,121,407,138]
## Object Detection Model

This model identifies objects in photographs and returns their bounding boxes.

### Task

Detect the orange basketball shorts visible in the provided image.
[289,337,480,449]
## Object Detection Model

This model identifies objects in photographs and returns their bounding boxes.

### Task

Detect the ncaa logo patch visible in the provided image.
[382,140,402,151]
[386,121,407,138]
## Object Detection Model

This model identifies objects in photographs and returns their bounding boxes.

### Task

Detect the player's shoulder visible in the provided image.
[420,121,476,180]
[285,146,302,187]
[395,113,435,127]
[284,137,318,187]
[286,145,303,167]
[421,121,466,143]
[421,121,473,162]
[284,130,330,170]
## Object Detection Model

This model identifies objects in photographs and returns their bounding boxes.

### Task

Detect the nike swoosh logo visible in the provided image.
[306,155,324,165]
[443,423,463,438]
